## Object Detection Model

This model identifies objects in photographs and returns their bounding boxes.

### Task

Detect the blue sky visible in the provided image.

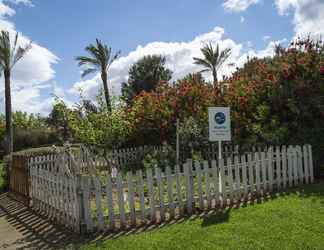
[0,0,323,114]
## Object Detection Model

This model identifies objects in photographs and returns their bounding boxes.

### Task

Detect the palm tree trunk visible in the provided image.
[4,69,13,155]
[4,69,13,183]
[101,71,112,112]
[212,68,218,88]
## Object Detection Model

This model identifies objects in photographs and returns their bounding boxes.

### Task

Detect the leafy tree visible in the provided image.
[121,55,173,104]
[67,94,130,149]
[177,72,207,86]
[0,31,31,156]
[193,42,231,87]
[76,39,120,112]
[12,111,46,129]
[47,99,72,141]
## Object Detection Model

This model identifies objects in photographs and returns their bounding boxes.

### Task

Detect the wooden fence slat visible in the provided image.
[63,176,69,225]
[175,164,183,216]
[106,174,115,230]
[196,161,204,210]
[308,145,314,183]
[211,160,219,208]
[184,162,193,214]
[276,146,281,190]
[136,170,146,224]
[282,146,287,189]
[204,161,211,209]
[260,152,267,193]
[166,166,175,218]
[292,147,299,186]
[267,148,273,192]
[94,176,104,231]
[227,157,234,202]
[303,145,309,184]
[146,168,156,222]
[116,173,126,229]
[296,146,304,184]
[234,155,241,200]
[82,176,93,232]
[247,153,254,194]
[241,155,248,198]
[287,146,293,187]
[127,171,136,226]
[155,167,165,222]
[219,158,226,206]
[254,153,261,193]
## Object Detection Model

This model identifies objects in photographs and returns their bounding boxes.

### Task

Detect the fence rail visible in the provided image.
[28,144,314,234]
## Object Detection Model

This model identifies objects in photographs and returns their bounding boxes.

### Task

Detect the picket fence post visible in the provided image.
[308,145,314,183]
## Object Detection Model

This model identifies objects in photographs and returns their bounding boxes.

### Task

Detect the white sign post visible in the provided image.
[208,107,231,159]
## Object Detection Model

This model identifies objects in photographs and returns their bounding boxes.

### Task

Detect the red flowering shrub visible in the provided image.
[125,38,324,173]
[126,80,224,145]
[224,38,324,172]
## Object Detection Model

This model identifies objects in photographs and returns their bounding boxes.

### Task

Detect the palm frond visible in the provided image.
[193,57,212,69]
[0,31,31,70]
[12,41,32,68]
[193,41,232,83]
[199,69,211,73]
[0,31,11,69]
[11,32,18,58]
[75,56,100,67]
[85,44,101,61]
[81,67,97,78]
[106,50,121,71]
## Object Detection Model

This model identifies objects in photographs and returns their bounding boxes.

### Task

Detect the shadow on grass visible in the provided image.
[1,180,324,249]
[201,209,231,227]
[69,180,324,248]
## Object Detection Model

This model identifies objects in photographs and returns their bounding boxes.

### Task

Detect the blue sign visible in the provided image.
[214,112,226,125]
[209,107,231,141]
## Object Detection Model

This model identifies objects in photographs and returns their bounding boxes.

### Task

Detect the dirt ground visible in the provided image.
[0,193,81,250]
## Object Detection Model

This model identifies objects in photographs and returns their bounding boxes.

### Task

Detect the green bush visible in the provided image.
[13,128,62,152]
[0,161,8,193]
[143,144,176,171]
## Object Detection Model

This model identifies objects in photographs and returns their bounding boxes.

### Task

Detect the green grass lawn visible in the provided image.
[81,182,324,250]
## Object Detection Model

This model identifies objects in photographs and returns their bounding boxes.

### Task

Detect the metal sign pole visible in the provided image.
[218,140,222,160]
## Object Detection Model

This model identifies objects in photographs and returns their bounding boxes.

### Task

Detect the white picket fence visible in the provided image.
[28,145,314,234]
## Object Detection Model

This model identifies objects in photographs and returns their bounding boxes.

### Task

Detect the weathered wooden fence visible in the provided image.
[28,145,314,234]
[9,155,30,205]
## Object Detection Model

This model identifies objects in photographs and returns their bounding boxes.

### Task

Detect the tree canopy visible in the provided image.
[121,55,173,104]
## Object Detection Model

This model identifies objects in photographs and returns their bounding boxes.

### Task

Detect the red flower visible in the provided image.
[283,69,289,79]
[267,74,274,81]
[320,66,324,75]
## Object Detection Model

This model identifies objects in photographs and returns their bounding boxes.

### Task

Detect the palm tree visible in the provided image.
[76,39,120,112]
[193,42,231,87]
[0,31,31,156]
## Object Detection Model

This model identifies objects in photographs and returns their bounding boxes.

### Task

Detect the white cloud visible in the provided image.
[0,2,15,17]
[70,26,284,100]
[0,0,59,114]
[70,27,243,99]
[5,0,33,6]
[223,0,260,12]
[240,16,245,23]
[263,35,271,41]
[275,0,324,38]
